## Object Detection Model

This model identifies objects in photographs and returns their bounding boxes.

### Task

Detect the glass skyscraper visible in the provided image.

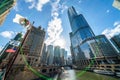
[64,51,67,65]
[0,0,16,25]
[41,43,47,65]
[68,6,119,69]
[68,6,95,65]
[54,46,61,66]
[47,45,54,65]
[110,34,120,53]
[68,6,95,42]
[80,35,118,59]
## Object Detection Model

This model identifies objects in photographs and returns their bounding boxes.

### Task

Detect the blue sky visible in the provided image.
[0,0,120,54]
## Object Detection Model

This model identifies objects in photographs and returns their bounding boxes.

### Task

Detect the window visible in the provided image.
[36,59,38,62]
[20,58,22,61]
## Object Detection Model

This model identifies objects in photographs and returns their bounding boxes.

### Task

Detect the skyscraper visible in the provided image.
[64,50,67,65]
[60,48,65,66]
[0,0,16,25]
[4,26,45,79]
[110,34,120,53]
[68,6,119,69]
[79,35,118,58]
[68,6,94,66]
[14,26,45,67]
[54,46,61,66]
[68,6,95,42]
[47,45,54,65]
[0,32,22,64]
[41,43,47,65]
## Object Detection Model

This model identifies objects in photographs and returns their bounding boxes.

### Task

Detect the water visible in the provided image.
[6,67,119,80]
[58,70,77,80]
[54,68,119,80]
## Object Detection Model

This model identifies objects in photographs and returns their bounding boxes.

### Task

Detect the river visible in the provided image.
[53,68,119,80]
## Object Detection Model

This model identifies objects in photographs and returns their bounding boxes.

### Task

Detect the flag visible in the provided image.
[13,14,31,30]
[5,48,16,53]
[13,14,24,24]
[19,18,30,27]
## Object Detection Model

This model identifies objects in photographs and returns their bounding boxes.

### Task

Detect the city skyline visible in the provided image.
[0,0,120,55]
[0,0,120,80]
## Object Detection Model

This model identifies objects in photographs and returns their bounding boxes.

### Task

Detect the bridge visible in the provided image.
[60,65,73,69]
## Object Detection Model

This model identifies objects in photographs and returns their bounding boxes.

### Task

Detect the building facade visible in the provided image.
[68,6,94,66]
[68,6,120,69]
[0,0,16,25]
[53,46,61,66]
[0,33,22,64]
[64,50,67,65]
[47,45,54,65]
[110,34,120,53]
[78,35,118,67]
[40,43,47,65]
[4,26,46,80]
[60,48,65,66]
[22,26,45,66]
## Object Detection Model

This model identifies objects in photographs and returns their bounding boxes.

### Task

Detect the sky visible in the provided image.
[0,0,120,55]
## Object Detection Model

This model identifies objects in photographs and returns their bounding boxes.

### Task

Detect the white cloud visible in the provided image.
[45,17,63,45]
[45,0,67,49]
[59,3,68,14]
[102,21,120,39]
[25,0,50,11]
[0,31,15,39]
[24,0,68,13]
[25,0,68,49]
[25,0,34,2]
[36,0,50,11]
[106,9,110,13]
[78,0,82,3]
[113,21,120,26]
[53,37,66,48]
[28,0,36,9]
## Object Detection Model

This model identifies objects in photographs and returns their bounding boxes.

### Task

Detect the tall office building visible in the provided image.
[4,26,45,80]
[70,45,76,64]
[0,32,22,63]
[80,35,118,59]
[68,6,95,41]
[67,56,72,65]
[54,46,61,66]
[60,48,65,66]
[41,43,47,65]
[110,34,120,53]
[0,0,16,25]
[68,6,94,65]
[64,50,67,65]
[47,45,54,65]
[14,26,45,67]
[68,6,119,69]
[113,0,120,10]
[68,6,95,61]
